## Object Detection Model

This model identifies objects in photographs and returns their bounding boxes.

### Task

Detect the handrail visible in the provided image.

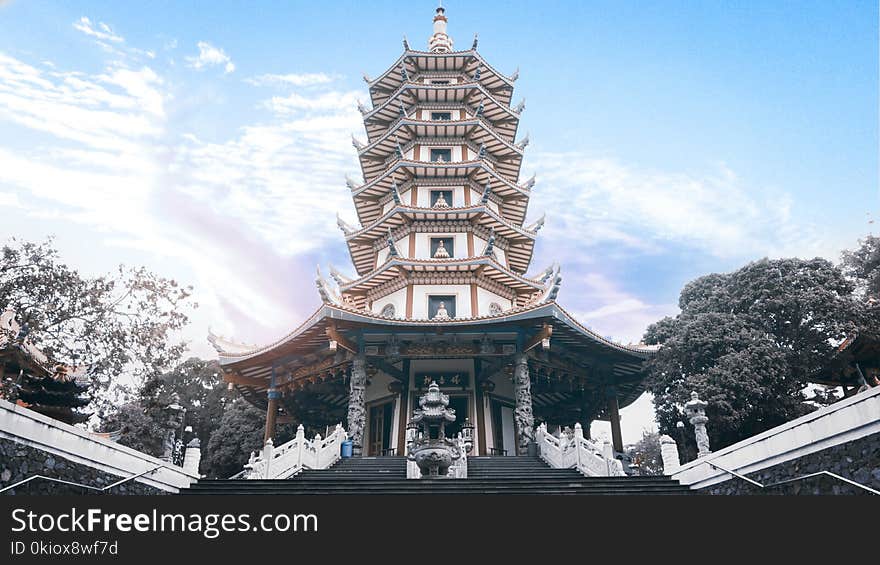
[707,462,879,495]
[0,464,163,494]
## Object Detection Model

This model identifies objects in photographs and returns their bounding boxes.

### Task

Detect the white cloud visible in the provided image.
[246,72,339,87]
[527,152,826,259]
[0,45,368,352]
[186,41,235,74]
[73,17,124,43]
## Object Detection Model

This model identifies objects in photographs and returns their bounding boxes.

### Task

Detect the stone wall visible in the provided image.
[700,431,880,495]
[1,437,165,495]
[0,399,198,494]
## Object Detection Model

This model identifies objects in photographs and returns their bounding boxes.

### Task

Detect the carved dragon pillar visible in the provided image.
[513,353,535,455]
[347,354,367,456]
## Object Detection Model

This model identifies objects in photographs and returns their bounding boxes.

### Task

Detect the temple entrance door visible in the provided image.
[368,401,394,456]
[445,395,469,439]
[491,399,515,456]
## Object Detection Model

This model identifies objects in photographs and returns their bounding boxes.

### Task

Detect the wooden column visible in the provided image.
[264,389,280,443]
[606,387,623,454]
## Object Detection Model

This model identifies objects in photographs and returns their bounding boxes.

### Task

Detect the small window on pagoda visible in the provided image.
[428,296,456,320]
[430,237,453,259]
[430,148,452,163]
[431,112,452,121]
[380,304,396,318]
[430,190,452,208]
[431,80,450,85]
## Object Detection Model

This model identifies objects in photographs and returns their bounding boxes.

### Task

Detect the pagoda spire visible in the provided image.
[429,4,453,53]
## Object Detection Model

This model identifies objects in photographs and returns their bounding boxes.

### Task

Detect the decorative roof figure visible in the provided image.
[433,191,450,208]
[526,213,545,233]
[477,143,486,159]
[400,64,409,82]
[386,228,399,257]
[403,35,410,51]
[357,100,369,115]
[395,138,405,159]
[433,239,450,258]
[480,181,492,204]
[513,99,526,114]
[390,181,402,205]
[345,174,359,190]
[483,230,496,258]
[522,173,536,190]
[472,33,479,50]
[428,5,453,53]
[516,132,530,150]
[475,98,484,117]
[473,66,482,81]
[336,213,356,235]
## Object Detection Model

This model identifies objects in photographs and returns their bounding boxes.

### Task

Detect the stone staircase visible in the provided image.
[181,456,692,495]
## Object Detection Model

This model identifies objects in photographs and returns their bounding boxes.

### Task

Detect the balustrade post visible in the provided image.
[262,439,274,479]
[659,434,681,474]
[573,423,584,471]
[295,424,306,469]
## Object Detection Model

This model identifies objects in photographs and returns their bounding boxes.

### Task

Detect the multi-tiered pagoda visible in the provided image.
[210,6,655,458]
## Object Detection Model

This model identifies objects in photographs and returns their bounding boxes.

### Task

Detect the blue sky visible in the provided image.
[0,1,876,440]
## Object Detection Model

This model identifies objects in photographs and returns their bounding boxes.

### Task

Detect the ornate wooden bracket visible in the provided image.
[326,322,357,354]
[523,323,552,352]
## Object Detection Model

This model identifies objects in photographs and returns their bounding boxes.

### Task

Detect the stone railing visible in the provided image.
[535,422,625,477]
[0,399,198,493]
[243,424,347,480]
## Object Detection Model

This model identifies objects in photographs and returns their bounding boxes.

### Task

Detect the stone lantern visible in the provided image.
[407,381,462,478]
[684,391,711,458]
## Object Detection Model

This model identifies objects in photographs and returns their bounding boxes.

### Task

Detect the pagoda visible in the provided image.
[210,6,655,459]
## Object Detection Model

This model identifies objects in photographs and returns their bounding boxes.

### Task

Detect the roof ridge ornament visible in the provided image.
[316,265,344,306]
[522,173,536,190]
[511,67,520,82]
[336,213,357,235]
[357,99,369,115]
[525,213,545,233]
[362,73,371,83]
[483,229,496,258]
[400,64,409,82]
[475,97,484,117]
[477,143,486,159]
[391,181,402,205]
[395,137,405,159]
[399,101,407,119]
[345,174,360,190]
[328,264,352,285]
[403,35,410,51]
[513,98,526,114]
[351,134,365,151]
[480,181,492,204]
[515,132,530,150]
[386,227,400,257]
[473,65,482,81]
[472,33,479,50]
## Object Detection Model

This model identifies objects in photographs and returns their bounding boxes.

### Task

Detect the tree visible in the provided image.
[97,403,166,457]
[842,235,880,299]
[0,238,197,414]
[644,258,859,450]
[626,431,664,476]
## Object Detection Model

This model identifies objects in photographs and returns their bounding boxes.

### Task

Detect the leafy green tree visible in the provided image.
[842,235,880,299]
[626,431,664,476]
[644,258,859,450]
[97,403,166,457]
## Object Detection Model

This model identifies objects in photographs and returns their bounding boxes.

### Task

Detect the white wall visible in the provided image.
[476,287,512,315]
[0,399,198,492]
[371,287,407,317]
[671,386,880,488]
